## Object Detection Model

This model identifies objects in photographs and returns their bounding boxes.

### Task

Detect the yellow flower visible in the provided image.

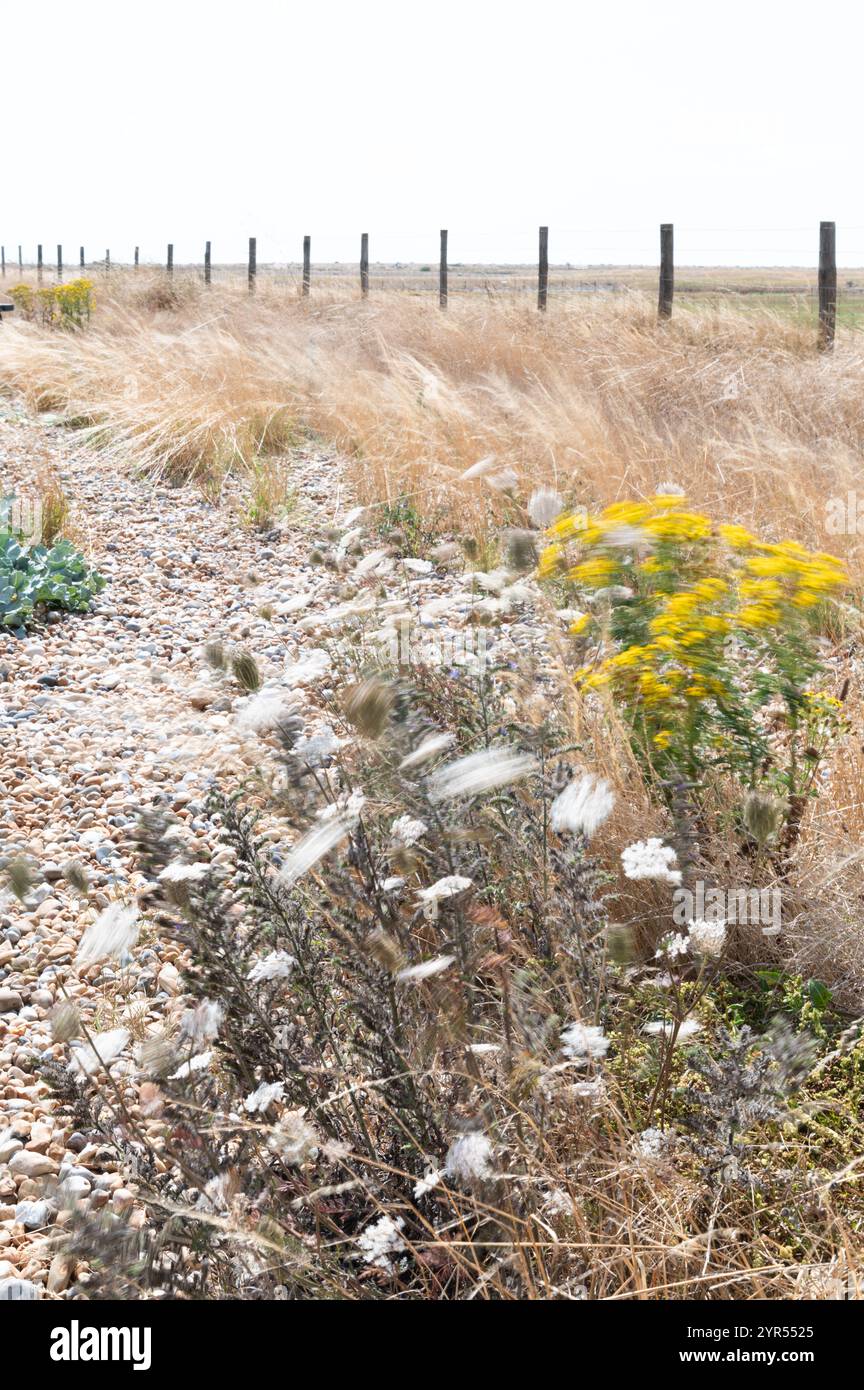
[639,672,673,701]
[692,578,728,600]
[643,510,712,543]
[744,554,792,579]
[599,501,655,527]
[701,615,729,634]
[718,523,757,549]
[740,578,783,602]
[569,556,616,587]
[538,543,564,577]
[738,603,781,629]
[569,613,591,635]
[652,730,673,749]
[549,512,591,540]
[804,690,841,708]
[609,644,653,669]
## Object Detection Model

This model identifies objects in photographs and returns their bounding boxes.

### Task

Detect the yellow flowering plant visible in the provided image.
[55,277,94,328]
[7,278,94,329]
[8,283,36,320]
[539,495,848,803]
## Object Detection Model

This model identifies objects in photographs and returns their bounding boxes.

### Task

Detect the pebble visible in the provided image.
[14,1200,51,1230]
[7,1151,57,1179]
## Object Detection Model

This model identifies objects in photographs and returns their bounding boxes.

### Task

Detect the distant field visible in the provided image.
[18,258,860,328]
[21,259,863,296]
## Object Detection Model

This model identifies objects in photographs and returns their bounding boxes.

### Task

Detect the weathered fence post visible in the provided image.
[57,245,63,281]
[18,246,22,274]
[248,236,256,293]
[658,223,674,319]
[106,250,110,272]
[1,247,4,278]
[439,229,448,308]
[360,232,369,297]
[302,235,311,296]
[167,243,174,276]
[134,246,139,270]
[204,241,211,285]
[538,226,549,310]
[818,220,837,352]
[80,246,85,270]
[37,244,43,283]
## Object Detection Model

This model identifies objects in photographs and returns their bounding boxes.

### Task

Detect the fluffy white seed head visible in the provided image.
[550,773,615,838]
[621,837,682,886]
[76,902,139,966]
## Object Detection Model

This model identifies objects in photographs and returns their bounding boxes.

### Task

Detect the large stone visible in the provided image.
[0,1133,23,1164]
[14,1200,51,1230]
[7,1150,57,1179]
[46,1253,74,1293]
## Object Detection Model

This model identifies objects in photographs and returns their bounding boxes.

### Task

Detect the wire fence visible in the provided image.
[0,223,853,346]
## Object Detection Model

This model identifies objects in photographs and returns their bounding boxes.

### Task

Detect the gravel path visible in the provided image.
[0,402,552,1298]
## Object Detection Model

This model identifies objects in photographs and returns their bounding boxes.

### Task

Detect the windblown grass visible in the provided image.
[1,270,863,582]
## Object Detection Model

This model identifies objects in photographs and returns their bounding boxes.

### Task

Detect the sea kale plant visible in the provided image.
[0,504,105,633]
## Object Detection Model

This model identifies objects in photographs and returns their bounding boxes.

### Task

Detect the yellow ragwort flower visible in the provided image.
[569,557,617,587]
[718,523,757,550]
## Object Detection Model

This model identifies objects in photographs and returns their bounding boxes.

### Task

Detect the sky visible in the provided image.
[8,0,864,267]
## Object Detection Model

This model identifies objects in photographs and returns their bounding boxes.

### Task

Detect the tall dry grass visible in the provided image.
[1,269,864,578]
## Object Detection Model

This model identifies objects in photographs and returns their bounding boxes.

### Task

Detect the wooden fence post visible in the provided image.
[302,235,311,296]
[818,220,837,351]
[134,246,139,270]
[439,229,448,308]
[204,241,211,285]
[658,223,674,319]
[57,245,63,281]
[167,243,174,276]
[106,250,110,272]
[248,236,256,293]
[80,246,85,270]
[360,232,369,297]
[1,247,4,278]
[37,244,43,283]
[18,246,22,274]
[538,226,549,310]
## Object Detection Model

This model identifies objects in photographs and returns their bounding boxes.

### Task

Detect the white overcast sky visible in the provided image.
[8,0,863,267]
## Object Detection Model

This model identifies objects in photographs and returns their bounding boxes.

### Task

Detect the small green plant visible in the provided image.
[243,460,295,531]
[378,497,441,556]
[0,503,105,633]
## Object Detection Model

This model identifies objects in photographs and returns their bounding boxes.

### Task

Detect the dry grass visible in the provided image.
[1,270,864,582]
